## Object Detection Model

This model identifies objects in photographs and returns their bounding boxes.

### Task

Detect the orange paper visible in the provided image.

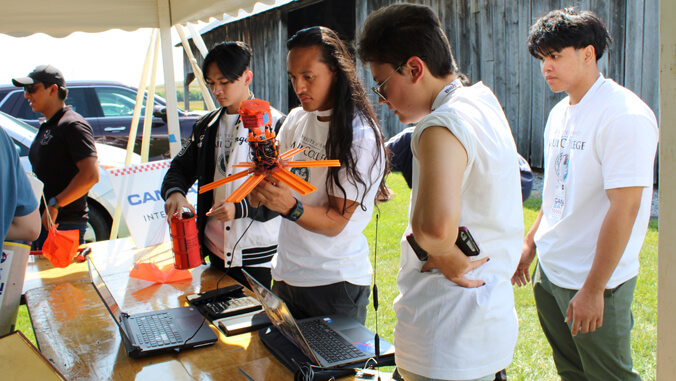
[42,227,80,268]
[129,262,192,284]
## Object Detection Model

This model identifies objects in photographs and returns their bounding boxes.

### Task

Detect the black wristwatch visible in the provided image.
[406,234,429,261]
[283,198,304,222]
[48,197,63,212]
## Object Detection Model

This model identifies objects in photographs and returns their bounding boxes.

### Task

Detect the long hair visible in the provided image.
[287,27,388,213]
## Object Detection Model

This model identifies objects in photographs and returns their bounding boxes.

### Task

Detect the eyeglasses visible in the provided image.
[24,83,45,94]
[371,64,402,101]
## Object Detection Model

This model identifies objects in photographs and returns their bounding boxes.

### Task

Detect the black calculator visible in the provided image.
[204,296,262,319]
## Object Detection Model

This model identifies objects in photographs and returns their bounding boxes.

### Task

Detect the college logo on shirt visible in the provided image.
[217,153,229,176]
[40,130,54,145]
[291,167,309,182]
[555,153,570,183]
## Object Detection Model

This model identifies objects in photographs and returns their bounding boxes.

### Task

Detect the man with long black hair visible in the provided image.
[250,27,387,324]
[162,41,284,289]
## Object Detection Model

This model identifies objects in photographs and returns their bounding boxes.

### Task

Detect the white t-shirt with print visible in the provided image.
[394,82,524,379]
[272,107,385,287]
[534,74,658,289]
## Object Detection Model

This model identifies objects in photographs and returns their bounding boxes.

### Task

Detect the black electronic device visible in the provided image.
[186,284,245,305]
[203,296,262,319]
[218,310,271,336]
[456,227,480,256]
[407,226,480,261]
[87,257,217,358]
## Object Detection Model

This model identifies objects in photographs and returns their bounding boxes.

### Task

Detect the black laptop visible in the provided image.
[87,257,218,358]
[242,270,395,368]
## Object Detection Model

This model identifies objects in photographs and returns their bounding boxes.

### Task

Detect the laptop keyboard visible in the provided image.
[298,319,363,363]
[135,313,183,347]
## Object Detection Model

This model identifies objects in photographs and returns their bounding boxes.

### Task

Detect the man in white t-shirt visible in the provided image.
[512,9,658,380]
[358,4,524,380]
[162,42,284,289]
[249,27,387,324]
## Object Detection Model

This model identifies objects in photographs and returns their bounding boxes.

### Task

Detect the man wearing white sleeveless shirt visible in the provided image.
[358,4,524,380]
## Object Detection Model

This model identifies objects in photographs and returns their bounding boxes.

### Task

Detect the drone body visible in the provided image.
[199,99,340,202]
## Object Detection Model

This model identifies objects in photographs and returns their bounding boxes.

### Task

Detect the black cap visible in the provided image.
[12,65,66,87]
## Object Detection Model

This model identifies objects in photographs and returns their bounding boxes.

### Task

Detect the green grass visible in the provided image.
[15,172,657,379]
[15,305,36,346]
[363,173,657,379]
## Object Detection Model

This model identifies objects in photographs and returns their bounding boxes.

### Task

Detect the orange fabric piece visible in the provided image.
[129,262,192,284]
[42,228,80,268]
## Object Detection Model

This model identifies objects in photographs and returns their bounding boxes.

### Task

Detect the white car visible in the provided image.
[1,110,140,242]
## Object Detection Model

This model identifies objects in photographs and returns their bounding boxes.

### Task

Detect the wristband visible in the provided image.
[48,197,63,212]
[406,234,428,261]
[283,198,304,222]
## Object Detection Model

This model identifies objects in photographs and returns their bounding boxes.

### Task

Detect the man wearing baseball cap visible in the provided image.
[13,64,99,249]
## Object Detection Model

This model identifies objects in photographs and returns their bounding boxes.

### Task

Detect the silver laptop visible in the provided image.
[242,270,395,368]
[87,257,218,358]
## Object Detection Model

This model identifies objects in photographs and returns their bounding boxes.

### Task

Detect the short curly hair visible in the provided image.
[527,8,612,61]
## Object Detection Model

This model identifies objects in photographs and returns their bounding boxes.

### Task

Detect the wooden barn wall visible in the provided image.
[185,9,289,113]
[357,0,659,169]
[184,0,659,171]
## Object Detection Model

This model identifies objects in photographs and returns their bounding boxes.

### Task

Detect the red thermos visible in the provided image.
[170,211,202,269]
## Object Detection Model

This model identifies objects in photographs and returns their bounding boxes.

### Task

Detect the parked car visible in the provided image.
[0,80,204,160]
[1,110,141,243]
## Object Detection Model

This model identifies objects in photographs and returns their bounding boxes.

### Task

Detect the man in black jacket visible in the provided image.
[161,42,284,288]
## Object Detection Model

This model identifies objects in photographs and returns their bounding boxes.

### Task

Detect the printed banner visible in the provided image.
[107,160,197,248]
[0,241,30,335]
[0,246,16,311]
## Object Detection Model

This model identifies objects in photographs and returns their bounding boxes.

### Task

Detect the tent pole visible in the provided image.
[187,23,208,58]
[657,0,676,378]
[140,31,161,163]
[158,0,181,157]
[109,28,157,241]
[124,29,156,166]
[176,24,216,111]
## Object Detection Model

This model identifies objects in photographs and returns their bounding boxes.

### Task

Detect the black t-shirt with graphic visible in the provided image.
[28,106,97,222]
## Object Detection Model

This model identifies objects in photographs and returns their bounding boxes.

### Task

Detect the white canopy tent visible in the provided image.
[2,0,276,37]
[1,0,277,157]
[0,0,278,238]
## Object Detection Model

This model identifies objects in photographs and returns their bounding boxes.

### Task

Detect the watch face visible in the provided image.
[290,208,302,219]
[285,198,304,221]
[48,197,61,210]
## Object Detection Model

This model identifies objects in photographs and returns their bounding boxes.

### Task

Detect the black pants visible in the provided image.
[208,252,272,290]
[272,280,370,324]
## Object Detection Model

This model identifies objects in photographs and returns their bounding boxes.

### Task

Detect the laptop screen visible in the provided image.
[242,271,319,364]
[87,257,124,327]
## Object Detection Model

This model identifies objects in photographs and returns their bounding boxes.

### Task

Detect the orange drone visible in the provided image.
[199,99,340,202]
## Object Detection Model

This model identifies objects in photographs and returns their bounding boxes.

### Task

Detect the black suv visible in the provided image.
[0,80,204,159]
